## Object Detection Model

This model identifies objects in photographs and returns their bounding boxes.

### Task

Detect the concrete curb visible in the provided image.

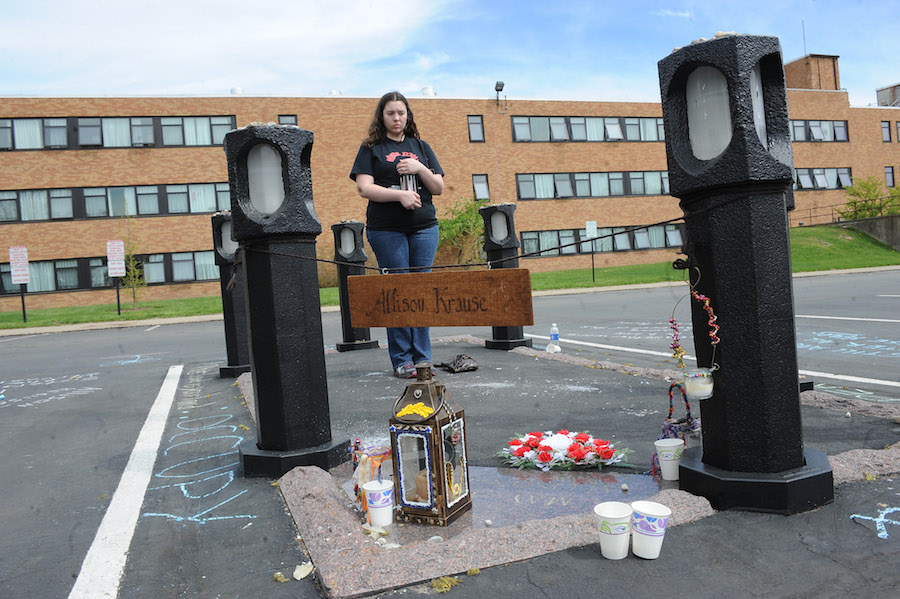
[2,265,896,337]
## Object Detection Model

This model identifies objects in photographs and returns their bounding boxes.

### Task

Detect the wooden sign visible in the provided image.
[348,269,533,328]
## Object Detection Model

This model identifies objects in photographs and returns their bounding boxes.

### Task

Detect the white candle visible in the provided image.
[684,371,714,399]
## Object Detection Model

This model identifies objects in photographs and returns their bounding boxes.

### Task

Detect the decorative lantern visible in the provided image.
[389,363,472,526]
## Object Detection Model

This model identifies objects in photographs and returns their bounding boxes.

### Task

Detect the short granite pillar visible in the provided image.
[658,34,833,513]
[224,124,349,477]
[480,203,532,350]
[331,221,378,352]
[212,211,251,378]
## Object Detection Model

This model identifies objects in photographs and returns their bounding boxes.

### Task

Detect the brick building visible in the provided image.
[2,54,900,310]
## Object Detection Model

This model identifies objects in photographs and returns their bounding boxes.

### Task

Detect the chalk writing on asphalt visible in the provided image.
[814,383,900,404]
[851,506,900,539]
[98,353,166,367]
[142,365,257,525]
[797,331,900,357]
[0,372,101,409]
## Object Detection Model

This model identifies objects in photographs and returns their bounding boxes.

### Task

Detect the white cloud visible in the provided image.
[652,9,694,19]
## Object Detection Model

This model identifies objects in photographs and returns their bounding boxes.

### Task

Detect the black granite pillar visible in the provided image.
[480,203,532,350]
[212,211,251,378]
[658,34,832,513]
[331,221,378,352]
[224,124,349,477]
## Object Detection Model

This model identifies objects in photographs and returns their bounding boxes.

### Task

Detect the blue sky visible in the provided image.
[1,0,897,106]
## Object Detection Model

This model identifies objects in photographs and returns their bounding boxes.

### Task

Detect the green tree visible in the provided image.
[438,197,488,264]
[839,175,900,220]
[117,211,146,309]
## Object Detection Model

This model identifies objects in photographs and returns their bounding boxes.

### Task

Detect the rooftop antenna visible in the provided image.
[802,20,807,56]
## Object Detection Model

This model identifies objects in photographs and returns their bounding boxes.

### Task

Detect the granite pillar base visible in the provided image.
[485,337,532,350]
[678,446,834,515]
[336,339,379,352]
[240,433,351,478]
[219,364,251,378]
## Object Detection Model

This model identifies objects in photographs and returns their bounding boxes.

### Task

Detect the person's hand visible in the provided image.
[397,157,425,176]
[398,190,421,210]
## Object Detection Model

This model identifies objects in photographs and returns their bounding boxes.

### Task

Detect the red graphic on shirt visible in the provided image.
[385,151,419,162]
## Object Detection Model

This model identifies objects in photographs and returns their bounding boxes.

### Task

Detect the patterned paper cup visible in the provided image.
[630,500,672,559]
[362,480,394,527]
[654,438,685,481]
[593,501,633,560]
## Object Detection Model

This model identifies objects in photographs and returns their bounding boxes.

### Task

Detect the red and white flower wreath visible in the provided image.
[497,430,632,471]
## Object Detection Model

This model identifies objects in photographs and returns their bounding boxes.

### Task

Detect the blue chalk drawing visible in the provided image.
[851,506,900,539]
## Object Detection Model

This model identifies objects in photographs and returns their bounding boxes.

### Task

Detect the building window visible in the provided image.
[43,119,68,147]
[793,167,852,190]
[516,170,669,200]
[511,115,663,142]
[49,189,73,219]
[0,119,11,149]
[55,259,79,290]
[136,186,160,214]
[883,121,892,142]
[887,167,895,188]
[188,183,217,213]
[520,224,684,258]
[131,118,155,145]
[278,115,298,125]
[472,175,490,200]
[467,115,484,142]
[143,254,166,283]
[166,185,189,213]
[789,120,848,142]
[84,188,108,217]
[90,258,111,287]
[216,183,231,211]
[0,191,17,221]
[897,122,900,142]
[77,118,102,146]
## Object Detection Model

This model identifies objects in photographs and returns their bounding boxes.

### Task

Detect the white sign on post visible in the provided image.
[9,246,30,285]
[585,221,598,238]
[107,240,126,278]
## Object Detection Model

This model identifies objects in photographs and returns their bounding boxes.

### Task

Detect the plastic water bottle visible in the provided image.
[546,323,561,353]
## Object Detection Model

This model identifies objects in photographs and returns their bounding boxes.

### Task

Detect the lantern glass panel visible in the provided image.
[489,211,509,243]
[750,62,768,148]
[339,227,356,256]
[441,419,468,508]
[686,66,732,160]
[219,221,239,255]
[396,431,432,508]
[247,143,285,215]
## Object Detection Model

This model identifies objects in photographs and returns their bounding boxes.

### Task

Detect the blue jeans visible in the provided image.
[366,225,440,369]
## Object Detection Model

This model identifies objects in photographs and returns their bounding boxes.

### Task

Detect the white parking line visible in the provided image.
[144,325,160,332]
[68,365,184,599]
[528,335,900,389]
[796,314,900,324]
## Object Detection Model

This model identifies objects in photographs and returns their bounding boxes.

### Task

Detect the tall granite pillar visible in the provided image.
[657,33,832,513]
[212,211,251,378]
[224,124,349,477]
[480,203,532,350]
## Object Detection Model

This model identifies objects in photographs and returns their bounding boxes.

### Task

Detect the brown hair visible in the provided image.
[362,91,420,147]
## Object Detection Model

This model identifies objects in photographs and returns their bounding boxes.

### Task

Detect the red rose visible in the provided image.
[538,451,553,463]
[508,439,523,446]
[527,437,542,448]
[557,429,569,436]
[568,447,586,460]
[574,433,590,443]
[599,447,615,460]
[537,444,552,453]
[567,443,582,453]
[528,432,544,439]
[512,445,529,458]
[592,439,609,447]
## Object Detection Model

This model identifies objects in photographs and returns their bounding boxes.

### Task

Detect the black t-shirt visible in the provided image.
[349,137,444,232]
